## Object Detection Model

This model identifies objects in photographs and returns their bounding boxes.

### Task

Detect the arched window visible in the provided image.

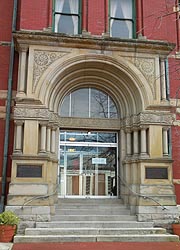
[59,88,118,118]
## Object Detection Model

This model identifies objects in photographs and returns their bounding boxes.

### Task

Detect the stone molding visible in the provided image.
[13,31,175,55]
[14,107,174,127]
[122,112,174,127]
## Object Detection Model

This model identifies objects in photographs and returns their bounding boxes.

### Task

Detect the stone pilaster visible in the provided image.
[163,127,169,157]
[17,45,28,96]
[14,120,24,153]
[40,123,47,153]
[160,59,167,100]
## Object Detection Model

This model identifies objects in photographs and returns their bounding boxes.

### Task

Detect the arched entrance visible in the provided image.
[58,87,119,197]
[8,36,178,228]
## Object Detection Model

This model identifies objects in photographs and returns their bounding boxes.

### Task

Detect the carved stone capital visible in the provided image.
[18,44,29,53]
[162,126,170,131]
[14,120,24,126]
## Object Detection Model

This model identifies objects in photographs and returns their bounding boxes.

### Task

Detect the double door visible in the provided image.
[58,131,118,197]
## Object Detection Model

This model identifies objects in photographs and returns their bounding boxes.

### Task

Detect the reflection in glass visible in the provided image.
[91,89,108,118]
[60,88,118,118]
[111,20,132,39]
[71,89,89,117]
[60,95,70,117]
[60,131,117,143]
[59,131,118,196]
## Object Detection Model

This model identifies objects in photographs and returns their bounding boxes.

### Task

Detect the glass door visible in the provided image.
[66,153,81,195]
[58,131,118,197]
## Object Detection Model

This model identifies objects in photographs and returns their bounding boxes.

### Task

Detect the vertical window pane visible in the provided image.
[55,0,79,34]
[71,88,89,117]
[60,95,70,117]
[110,0,132,19]
[111,20,132,39]
[91,89,108,118]
[109,97,118,118]
[57,15,75,34]
[110,0,133,38]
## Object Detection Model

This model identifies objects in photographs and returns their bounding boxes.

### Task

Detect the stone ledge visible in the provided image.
[5,205,50,215]
[9,183,48,195]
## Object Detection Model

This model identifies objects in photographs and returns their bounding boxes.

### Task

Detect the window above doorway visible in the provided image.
[109,0,135,39]
[54,0,81,35]
[59,88,119,119]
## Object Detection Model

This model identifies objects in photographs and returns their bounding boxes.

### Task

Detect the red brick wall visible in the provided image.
[0,0,16,199]
[19,0,49,30]
[0,47,11,89]
[143,0,177,43]
[1,0,180,204]
[172,126,180,203]
[0,0,13,40]
[88,0,107,35]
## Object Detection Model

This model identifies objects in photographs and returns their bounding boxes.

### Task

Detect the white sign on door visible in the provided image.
[92,158,106,164]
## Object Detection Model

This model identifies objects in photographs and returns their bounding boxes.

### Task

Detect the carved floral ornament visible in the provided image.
[14,108,174,127]
[126,56,156,99]
[32,50,68,93]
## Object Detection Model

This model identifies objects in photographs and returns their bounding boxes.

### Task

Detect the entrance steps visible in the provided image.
[14,198,179,243]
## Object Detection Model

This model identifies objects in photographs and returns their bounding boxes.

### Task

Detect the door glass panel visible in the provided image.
[59,131,118,197]
[66,153,80,195]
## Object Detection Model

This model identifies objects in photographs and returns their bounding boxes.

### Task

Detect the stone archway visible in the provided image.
[35,53,153,117]
[9,35,178,227]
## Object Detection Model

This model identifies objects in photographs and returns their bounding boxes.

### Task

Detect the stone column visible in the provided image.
[126,129,132,156]
[14,121,24,153]
[163,127,169,156]
[17,45,28,95]
[40,123,47,153]
[160,59,167,100]
[133,128,139,156]
[46,126,51,152]
[51,127,56,154]
[140,126,147,156]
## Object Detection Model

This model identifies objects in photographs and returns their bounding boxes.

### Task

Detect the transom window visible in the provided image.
[54,0,81,35]
[110,0,135,38]
[59,88,118,119]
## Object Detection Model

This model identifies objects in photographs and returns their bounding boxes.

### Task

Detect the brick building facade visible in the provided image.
[1,0,180,230]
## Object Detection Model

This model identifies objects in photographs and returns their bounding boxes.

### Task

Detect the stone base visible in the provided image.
[5,205,52,234]
[135,205,179,230]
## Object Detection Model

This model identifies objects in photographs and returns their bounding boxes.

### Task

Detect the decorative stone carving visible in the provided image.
[139,113,174,125]
[134,58,156,98]
[33,50,67,93]
[14,107,50,120]
[122,112,174,127]
[14,107,174,128]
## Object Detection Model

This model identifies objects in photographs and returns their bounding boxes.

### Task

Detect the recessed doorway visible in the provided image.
[58,131,118,197]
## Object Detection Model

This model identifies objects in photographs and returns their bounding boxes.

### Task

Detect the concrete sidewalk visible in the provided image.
[11,242,180,250]
[0,243,13,250]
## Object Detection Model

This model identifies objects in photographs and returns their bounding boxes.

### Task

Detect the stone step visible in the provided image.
[36,221,154,228]
[57,204,125,209]
[57,198,123,205]
[25,227,167,236]
[14,234,179,243]
[54,208,130,215]
[51,215,136,221]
